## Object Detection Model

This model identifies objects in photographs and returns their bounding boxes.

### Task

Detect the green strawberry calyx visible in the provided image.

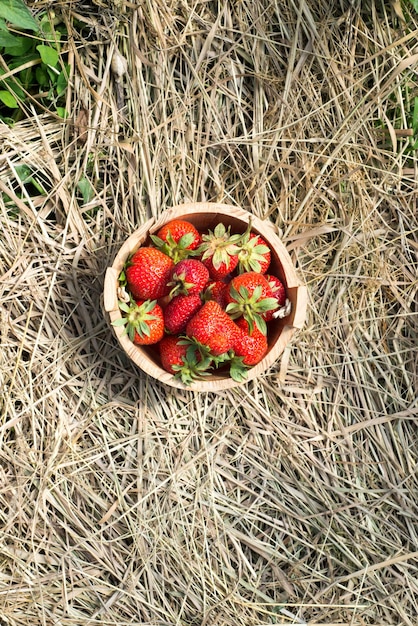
[118,267,128,289]
[236,223,271,273]
[179,336,235,369]
[169,337,213,385]
[226,285,277,335]
[179,336,250,383]
[150,232,198,263]
[167,271,197,298]
[197,223,241,271]
[228,355,250,383]
[112,298,158,342]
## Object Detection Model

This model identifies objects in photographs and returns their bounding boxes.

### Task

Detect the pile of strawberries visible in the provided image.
[113,218,290,384]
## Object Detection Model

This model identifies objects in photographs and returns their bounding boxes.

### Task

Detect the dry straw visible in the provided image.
[1,1,417,625]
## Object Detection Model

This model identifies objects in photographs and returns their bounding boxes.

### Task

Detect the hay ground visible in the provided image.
[1,1,418,624]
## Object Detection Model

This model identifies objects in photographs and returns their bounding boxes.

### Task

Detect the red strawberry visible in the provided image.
[233,318,268,366]
[237,229,271,274]
[125,247,174,300]
[159,335,212,385]
[167,259,209,298]
[151,219,201,262]
[265,274,286,308]
[202,255,238,281]
[225,271,278,334]
[164,294,203,334]
[197,223,241,280]
[203,280,228,308]
[186,300,238,355]
[113,299,164,345]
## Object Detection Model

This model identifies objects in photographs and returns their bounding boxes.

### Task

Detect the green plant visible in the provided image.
[13,163,49,195]
[376,76,418,167]
[406,94,418,151]
[0,0,69,123]
[1,162,52,217]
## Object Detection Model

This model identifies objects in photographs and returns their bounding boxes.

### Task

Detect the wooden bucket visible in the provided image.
[103,202,307,391]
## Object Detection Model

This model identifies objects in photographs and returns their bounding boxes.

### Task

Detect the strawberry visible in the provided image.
[265,274,286,308]
[113,299,164,345]
[125,247,174,300]
[164,294,203,334]
[233,318,268,366]
[197,223,241,280]
[185,300,238,356]
[203,256,238,281]
[167,259,209,298]
[225,271,278,334]
[203,280,228,308]
[150,219,201,262]
[237,227,271,274]
[159,335,212,385]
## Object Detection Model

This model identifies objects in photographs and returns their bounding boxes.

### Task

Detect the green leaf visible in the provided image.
[0,29,20,47]
[36,44,59,67]
[127,325,135,342]
[149,234,165,248]
[7,51,37,70]
[0,89,18,107]
[111,317,128,327]
[14,165,46,194]
[0,0,38,31]
[137,321,151,337]
[253,243,270,254]
[254,315,267,335]
[412,97,418,133]
[39,14,56,42]
[77,176,94,204]
[178,232,194,248]
[3,35,33,56]
[238,285,250,300]
[0,115,14,125]
[250,285,262,301]
[228,284,241,302]
[213,222,227,238]
[224,302,242,319]
[229,357,249,383]
[409,0,418,12]
[118,301,131,314]
[56,66,69,95]
[35,65,49,87]
[6,80,24,101]
[248,259,262,273]
[256,297,279,312]
[46,65,59,83]
[56,107,69,119]
[14,164,32,183]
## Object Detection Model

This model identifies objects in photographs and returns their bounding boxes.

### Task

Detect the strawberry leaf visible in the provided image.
[254,315,267,335]
[118,301,131,314]
[171,350,213,385]
[225,303,243,320]
[229,356,249,383]
[150,234,166,248]
[178,232,195,248]
[111,317,128,327]
[118,269,127,288]
[229,284,242,302]
[255,297,278,312]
